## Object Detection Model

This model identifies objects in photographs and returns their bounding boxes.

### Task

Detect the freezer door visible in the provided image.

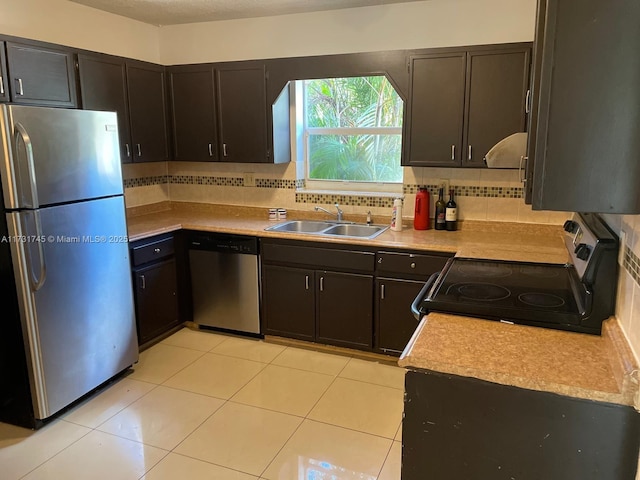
[7,196,137,419]
[0,104,122,209]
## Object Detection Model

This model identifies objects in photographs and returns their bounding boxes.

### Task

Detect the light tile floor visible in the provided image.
[0,328,405,480]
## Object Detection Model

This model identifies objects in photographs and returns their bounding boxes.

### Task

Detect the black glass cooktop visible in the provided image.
[420,258,585,329]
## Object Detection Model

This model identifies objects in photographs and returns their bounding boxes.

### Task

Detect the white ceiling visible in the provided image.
[69,0,427,26]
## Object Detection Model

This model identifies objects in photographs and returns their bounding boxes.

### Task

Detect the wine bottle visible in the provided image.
[434,187,446,230]
[445,188,457,231]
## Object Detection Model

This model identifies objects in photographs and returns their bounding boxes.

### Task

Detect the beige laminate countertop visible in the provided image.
[126,202,638,407]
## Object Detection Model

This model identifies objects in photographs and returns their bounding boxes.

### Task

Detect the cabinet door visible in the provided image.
[262,265,315,341]
[216,65,269,163]
[531,0,640,213]
[134,258,180,345]
[403,53,466,167]
[5,42,77,107]
[0,41,9,103]
[464,48,530,167]
[316,271,373,349]
[375,278,424,355]
[78,54,132,163]
[169,66,217,161]
[127,62,170,163]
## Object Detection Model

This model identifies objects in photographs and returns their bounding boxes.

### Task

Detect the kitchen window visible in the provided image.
[297,76,404,193]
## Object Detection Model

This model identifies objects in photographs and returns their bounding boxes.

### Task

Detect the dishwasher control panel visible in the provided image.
[187,232,258,255]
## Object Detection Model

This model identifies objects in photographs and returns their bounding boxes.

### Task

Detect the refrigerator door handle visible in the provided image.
[18,211,47,291]
[15,122,40,209]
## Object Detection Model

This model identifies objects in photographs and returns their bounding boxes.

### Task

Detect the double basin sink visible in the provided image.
[265,220,388,240]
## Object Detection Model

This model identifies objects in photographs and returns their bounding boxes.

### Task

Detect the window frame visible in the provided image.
[298,77,404,194]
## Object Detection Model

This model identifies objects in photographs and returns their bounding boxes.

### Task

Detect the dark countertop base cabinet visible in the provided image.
[402,369,640,480]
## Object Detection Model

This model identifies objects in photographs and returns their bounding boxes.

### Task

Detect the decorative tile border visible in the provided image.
[295,192,396,208]
[124,176,524,204]
[123,175,169,188]
[623,245,640,286]
[404,184,523,198]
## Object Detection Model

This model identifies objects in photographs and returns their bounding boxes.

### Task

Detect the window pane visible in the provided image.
[308,134,403,183]
[305,77,403,129]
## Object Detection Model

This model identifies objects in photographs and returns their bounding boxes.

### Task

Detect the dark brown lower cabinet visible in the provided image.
[134,259,179,346]
[316,271,373,349]
[130,234,181,347]
[402,369,640,480]
[375,278,424,355]
[262,264,315,341]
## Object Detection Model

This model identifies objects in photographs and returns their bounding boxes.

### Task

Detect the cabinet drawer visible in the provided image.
[376,251,450,277]
[262,242,375,272]
[132,237,174,266]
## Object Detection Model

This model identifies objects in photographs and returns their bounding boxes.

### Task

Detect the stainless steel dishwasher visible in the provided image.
[187,232,260,335]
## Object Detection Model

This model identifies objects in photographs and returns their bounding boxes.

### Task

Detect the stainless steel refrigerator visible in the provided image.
[0,104,138,428]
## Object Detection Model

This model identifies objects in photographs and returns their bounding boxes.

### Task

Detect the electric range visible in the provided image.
[411,213,618,334]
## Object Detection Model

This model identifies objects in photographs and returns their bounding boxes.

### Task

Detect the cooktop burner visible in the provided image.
[518,292,566,308]
[452,283,511,302]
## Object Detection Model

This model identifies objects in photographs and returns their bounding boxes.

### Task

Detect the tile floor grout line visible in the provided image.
[303,417,400,442]
[169,450,261,478]
[375,434,397,480]
[16,421,94,480]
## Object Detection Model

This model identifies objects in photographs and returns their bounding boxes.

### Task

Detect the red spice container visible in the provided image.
[413,188,430,230]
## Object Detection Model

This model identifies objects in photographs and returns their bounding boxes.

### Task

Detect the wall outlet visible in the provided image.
[243,172,255,187]
[435,179,450,193]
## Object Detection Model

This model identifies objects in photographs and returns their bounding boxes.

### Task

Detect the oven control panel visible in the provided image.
[563,213,617,282]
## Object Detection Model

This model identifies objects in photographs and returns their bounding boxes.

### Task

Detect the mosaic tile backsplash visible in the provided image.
[124,175,524,206]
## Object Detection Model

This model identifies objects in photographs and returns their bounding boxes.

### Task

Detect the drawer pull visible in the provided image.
[378,257,383,264]
[410,262,416,269]
[154,248,161,253]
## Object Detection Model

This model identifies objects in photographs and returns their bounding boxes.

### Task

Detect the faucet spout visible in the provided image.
[314,204,345,222]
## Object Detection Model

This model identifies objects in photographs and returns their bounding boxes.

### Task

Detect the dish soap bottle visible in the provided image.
[391,197,403,232]
[413,188,430,230]
[445,188,457,231]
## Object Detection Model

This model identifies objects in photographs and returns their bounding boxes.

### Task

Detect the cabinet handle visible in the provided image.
[519,156,528,183]
[136,144,142,157]
[410,262,416,269]
[377,257,383,264]
[468,145,472,161]
[154,248,161,253]
[140,274,146,290]
[525,89,532,114]
[208,143,213,157]
[381,284,385,300]
[222,143,228,157]
[125,143,131,157]
[0,76,4,95]
[305,275,309,290]
[451,145,455,161]
[319,276,324,292]
[16,78,24,96]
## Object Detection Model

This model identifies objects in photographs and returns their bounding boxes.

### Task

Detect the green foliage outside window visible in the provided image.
[304,76,403,183]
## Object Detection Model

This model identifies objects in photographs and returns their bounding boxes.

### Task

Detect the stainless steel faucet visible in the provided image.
[315,203,344,222]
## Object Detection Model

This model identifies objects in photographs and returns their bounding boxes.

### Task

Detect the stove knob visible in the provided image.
[574,243,591,261]
[563,220,578,233]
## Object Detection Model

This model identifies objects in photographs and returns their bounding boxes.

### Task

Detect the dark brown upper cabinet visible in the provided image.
[169,65,217,162]
[464,48,530,167]
[5,41,77,108]
[404,44,530,167]
[527,0,640,214]
[0,42,9,103]
[77,53,131,162]
[404,53,466,167]
[216,64,269,163]
[126,62,171,163]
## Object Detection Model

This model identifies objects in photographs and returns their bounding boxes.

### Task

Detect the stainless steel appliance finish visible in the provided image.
[412,213,618,335]
[188,232,260,335]
[0,105,137,427]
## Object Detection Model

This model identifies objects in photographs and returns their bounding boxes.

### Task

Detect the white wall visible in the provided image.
[159,0,536,64]
[0,0,160,62]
